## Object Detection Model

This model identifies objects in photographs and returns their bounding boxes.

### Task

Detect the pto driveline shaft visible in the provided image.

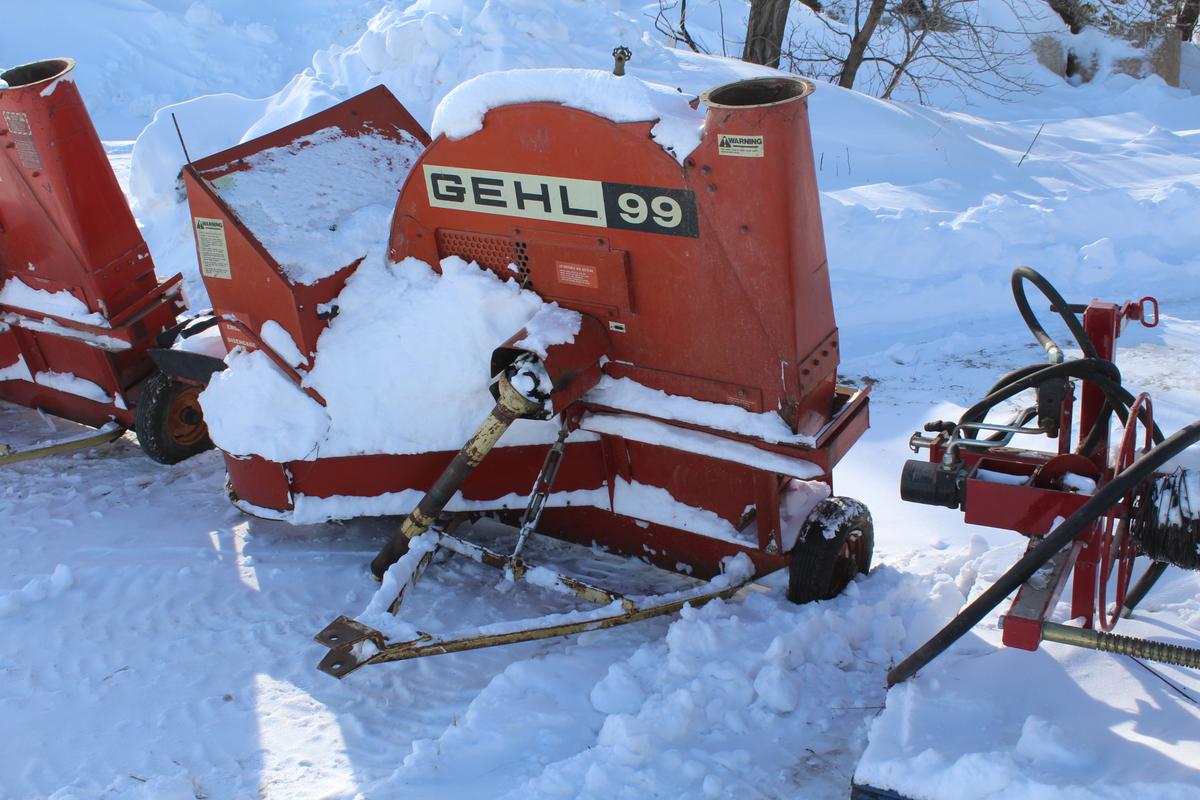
[370,372,543,579]
[1041,622,1200,669]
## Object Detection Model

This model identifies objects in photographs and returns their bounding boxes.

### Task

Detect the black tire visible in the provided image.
[787,496,874,604]
[134,371,213,465]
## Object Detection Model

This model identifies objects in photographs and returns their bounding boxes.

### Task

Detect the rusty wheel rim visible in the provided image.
[166,385,207,447]
[830,528,868,595]
[840,529,868,573]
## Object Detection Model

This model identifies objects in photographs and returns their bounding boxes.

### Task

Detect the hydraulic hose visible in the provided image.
[957,267,1166,449]
[959,358,1119,427]
[955,358,1161,451]
[887,420,1200,687]
[1011,265,1099,362]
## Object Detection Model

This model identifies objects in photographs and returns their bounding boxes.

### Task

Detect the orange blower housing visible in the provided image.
[187,76,869,580]
[0,58,185,428]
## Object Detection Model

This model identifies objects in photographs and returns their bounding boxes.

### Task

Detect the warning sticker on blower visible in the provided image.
[194,218,232,280]
[556,261,599,289]
[717,134,764,158]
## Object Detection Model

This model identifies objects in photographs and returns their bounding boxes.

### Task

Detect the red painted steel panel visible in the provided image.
[184,85,431,360]
[0,59,158,316]
[0,59,188,429]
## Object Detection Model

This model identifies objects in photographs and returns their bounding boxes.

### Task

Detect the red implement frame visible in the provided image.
[920,297,1159,649]
[189,77,870,580]
[0,58,186,428]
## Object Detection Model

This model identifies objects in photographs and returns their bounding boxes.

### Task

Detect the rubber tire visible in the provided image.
[135,371,213,465]
[787,496,874,604]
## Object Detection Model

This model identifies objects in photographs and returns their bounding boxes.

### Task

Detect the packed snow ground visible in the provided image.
[4,1,1200,798]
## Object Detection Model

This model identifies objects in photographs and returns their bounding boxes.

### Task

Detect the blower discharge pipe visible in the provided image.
[887,420,1200,687]
[370,368,545,579]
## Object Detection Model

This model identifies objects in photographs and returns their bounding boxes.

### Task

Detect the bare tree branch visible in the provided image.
[655,0,708,54]
[744,0,793,66]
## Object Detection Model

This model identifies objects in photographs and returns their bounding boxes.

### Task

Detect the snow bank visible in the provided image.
[0,564,74,618]
[212,125,424,284]
[431,68,704,164]
[378,564,966,798]
[1,0,379,138]
[855,557,1200,799]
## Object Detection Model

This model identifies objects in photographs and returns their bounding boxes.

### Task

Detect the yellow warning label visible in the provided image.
[194,217,232,280]
[717,134,764,158]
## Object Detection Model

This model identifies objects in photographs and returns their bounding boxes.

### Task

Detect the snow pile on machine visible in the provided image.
[214,125,424,285]
[201,255,564,464]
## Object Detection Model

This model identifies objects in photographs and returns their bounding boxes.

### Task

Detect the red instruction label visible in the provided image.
[556,261,599,289]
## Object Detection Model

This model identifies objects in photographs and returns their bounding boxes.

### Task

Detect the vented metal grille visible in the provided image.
[514,239,530,286]
[436,229,520,276]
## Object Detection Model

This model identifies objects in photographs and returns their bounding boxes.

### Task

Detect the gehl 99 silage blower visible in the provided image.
[890,267,1200,685]
[0,58,213,465]
[176,67,875,675]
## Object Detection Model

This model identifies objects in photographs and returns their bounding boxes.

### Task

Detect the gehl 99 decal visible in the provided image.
[423,165,700,238]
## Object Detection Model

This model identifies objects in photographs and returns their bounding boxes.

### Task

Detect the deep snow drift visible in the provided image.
[2,1,1200,798]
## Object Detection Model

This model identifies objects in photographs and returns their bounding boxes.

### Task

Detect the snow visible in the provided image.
[33,371,116,405]
[173,322,228,359]
[0,316,132,351]
[199,348,331,463]
[585,375,816,445]
[514,302,582,358]
[38,74,74,98]
[212,125,424,285]
[611,477,749,545]
[2,1,1200,798]
[0,277,109,327]
[2,1,381,138]
[780,479,833,552]
[431,68,706,164]
[976,467,1029,486]
[1061,471,1097,494]
[259,320,307,368]
[0,563,74,618]
[198,255,564,462]
[580,411,823,479]
[0,354,33,383]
